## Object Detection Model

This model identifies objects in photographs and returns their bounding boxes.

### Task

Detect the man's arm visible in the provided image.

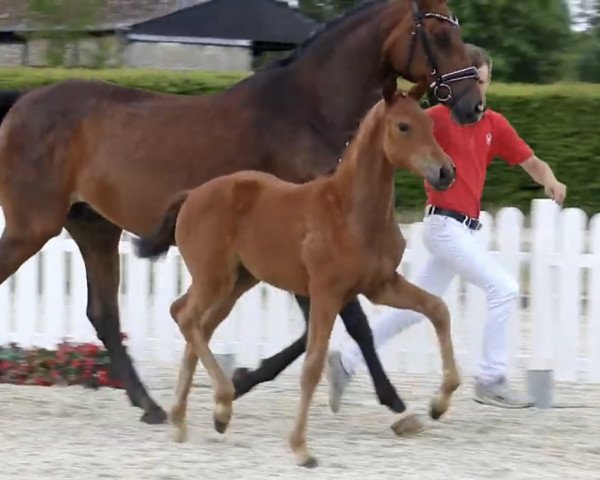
[520,156,567,205]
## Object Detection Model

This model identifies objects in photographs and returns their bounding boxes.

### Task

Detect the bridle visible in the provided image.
[404,0,479,104]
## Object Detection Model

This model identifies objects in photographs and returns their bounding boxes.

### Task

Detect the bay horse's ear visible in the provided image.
[408,80,428,101]
[381,77,398,105]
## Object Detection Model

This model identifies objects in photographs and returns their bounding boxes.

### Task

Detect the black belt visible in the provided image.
[425,205,482,231]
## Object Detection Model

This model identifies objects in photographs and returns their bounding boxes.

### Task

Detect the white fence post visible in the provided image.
[123,242,151,362]
[588,214,600,382]
[41,239,67,349]
[69,245,97,344]
[234,286,263,368]
[0,202,597,385]
[13,252,39,348]
[152,249,180,363]
[496,207,524,377]
[555,208,586,381]
[529,199,559,371]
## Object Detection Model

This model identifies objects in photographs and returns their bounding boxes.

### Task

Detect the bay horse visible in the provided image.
[134,85,460,468]
[0,0,480,425]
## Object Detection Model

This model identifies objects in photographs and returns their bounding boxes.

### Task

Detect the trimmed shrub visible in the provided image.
[0,68,597,216]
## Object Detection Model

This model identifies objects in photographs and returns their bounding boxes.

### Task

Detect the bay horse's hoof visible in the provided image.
[299,456,318,468]
[140,406,168,425]
[390,411,425,436]
[231,367,252,399]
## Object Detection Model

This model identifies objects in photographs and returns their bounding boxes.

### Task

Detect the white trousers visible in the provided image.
[340,212,520,384]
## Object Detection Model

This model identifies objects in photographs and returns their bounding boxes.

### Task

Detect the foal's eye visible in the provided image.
[398,122,410,133]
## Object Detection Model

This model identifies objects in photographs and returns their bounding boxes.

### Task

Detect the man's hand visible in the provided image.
[520,156,566,205]
[544,181,567,205]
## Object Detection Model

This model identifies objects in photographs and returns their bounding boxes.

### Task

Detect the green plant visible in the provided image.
[0,67,597,216]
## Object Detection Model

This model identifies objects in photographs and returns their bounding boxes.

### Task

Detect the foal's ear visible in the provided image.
[408,80,428,101]
[381,77,398,105]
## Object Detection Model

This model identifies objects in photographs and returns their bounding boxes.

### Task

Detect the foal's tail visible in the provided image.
[134,190,190,260]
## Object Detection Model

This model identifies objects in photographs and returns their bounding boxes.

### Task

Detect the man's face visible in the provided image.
[477,64,490,102]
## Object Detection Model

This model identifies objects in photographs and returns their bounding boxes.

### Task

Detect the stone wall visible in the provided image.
[0,36,250,72]
[124,41,251,71]
[0,0,300,71]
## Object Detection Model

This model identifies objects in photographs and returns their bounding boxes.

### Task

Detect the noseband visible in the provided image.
[404,0,479,104]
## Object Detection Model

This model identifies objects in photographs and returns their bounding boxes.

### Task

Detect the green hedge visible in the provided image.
[0,67,598,217]
[397,82,600,219]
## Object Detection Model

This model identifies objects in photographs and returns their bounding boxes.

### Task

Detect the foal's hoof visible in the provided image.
[213,416,229,434]
[140,406,168,425]
[299,456,318,469]
[429,396,448,421]
[213,404,231,434]
[390,411,425,436]
[173,425,188,443]
[231,367,252,399]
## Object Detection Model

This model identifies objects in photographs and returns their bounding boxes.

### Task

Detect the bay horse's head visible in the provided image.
[382,0,483,125]
[381,84,455,191]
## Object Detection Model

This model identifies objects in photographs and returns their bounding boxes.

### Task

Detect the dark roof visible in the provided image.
[0,0,189,33]
[127,0,321,45]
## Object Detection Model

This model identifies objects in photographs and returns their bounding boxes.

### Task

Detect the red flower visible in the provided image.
[120,332,128,341]
[97,370,109,386]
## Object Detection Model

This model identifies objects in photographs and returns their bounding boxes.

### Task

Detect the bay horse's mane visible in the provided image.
[262,0,385,70]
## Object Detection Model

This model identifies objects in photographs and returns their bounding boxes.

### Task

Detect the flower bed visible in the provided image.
[0,334,127,389]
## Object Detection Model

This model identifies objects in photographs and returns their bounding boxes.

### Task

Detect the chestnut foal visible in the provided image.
[135,86,460,468]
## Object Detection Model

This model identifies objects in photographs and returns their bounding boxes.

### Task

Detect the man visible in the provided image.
[327,44,567,410]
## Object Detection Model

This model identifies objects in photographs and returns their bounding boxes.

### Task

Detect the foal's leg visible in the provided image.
[65,204,166,424]
[369,274,461,421]
[289,292,341,468]
[171,270,258,442]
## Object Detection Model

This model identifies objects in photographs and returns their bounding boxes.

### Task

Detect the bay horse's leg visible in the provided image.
[171,269,258,442]
[231,294,308,399]
[289,291,340,468]
[334,297,423,433]
[232,295,414,429]
[65,203,167,424]
[0,204,64,298]
[370,273,461,422]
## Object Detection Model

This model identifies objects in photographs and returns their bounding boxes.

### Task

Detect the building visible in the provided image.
[0,0,315,71]
[125,0,319,71]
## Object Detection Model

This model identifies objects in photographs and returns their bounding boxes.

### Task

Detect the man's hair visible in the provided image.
[465,43,492,76]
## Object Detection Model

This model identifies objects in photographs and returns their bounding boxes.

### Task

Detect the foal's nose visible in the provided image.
[428,164,455,191]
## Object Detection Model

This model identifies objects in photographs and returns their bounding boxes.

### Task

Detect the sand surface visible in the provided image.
[1,364,599,480]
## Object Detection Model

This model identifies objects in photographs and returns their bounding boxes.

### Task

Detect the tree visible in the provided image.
[575,0,600,82]
[26,0,106,67]
[448,0,574,83]
[298,0,361,22]
[298,0,574,83]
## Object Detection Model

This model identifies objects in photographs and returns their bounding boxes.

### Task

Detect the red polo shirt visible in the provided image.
[424,104,534,219]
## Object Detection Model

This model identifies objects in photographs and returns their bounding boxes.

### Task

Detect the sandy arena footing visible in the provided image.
[1,365,599,480]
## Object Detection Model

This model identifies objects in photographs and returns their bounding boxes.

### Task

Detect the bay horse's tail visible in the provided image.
[134,190,190,260]
[0,90,24,124]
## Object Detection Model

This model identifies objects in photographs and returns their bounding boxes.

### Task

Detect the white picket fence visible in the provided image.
[0,198,599,383]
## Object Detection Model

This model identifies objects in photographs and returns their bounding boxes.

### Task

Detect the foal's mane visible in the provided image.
[339,99,387,163]
[263,0,386,70]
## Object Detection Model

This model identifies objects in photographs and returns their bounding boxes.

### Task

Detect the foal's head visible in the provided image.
[381,86,455,191]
